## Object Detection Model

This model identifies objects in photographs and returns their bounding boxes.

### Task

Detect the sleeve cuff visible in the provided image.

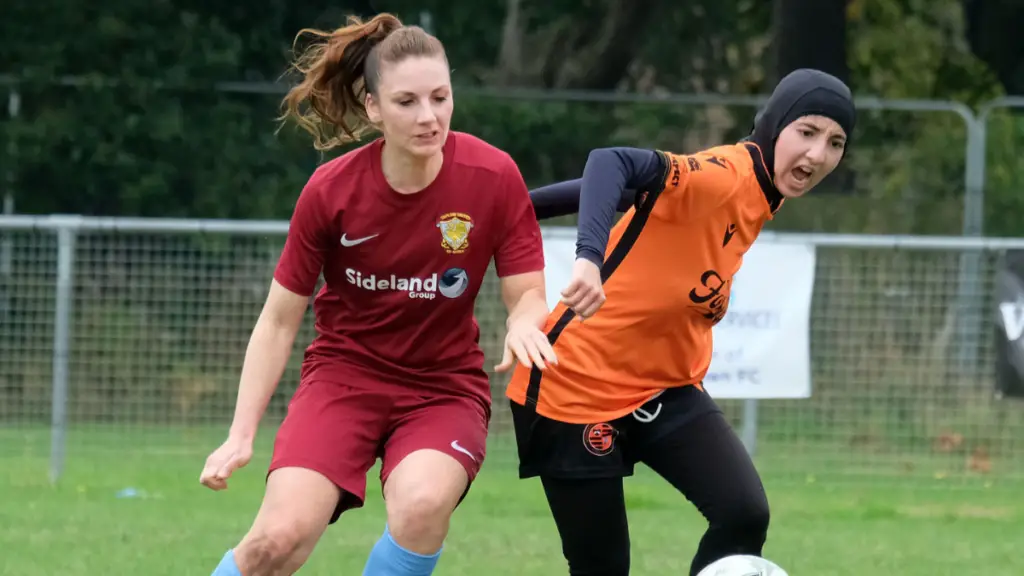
[575,248,603,267]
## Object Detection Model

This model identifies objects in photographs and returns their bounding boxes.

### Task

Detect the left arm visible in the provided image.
[555,148,666,320]
[493,156,558,371]
[501,271,548,331]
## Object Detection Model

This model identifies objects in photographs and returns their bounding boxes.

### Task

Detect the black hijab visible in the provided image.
[749,68,856,180]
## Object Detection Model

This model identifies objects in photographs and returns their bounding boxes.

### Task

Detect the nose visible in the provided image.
[415,100,436,125]
[805,139,828,165]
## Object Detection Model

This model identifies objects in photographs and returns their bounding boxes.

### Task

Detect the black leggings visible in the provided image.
[540,411,770,576]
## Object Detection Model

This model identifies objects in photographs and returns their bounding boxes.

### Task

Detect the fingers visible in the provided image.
[561,278,605,320]
[494,345,514,373]
[563,286,604,319]
[560,277,583,300]
[493,339,535,373]
[520,335,553,371]
[559,278,588,309]
[199,464,227,491]
[200,451,245,491]
[202,473,230,491]
[507,334,537,370]
[532,331,558,366]
[496,331,558,374]
[216,458,239,483]
[573,290,605,319]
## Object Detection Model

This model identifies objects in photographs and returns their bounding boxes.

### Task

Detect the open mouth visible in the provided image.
[791,166,813,184]
[416,131,439,142]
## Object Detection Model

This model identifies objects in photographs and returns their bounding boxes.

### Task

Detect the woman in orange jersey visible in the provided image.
[507,69,855,576]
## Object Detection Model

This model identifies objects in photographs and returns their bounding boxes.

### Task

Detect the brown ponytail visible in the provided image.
[278,13,448,151]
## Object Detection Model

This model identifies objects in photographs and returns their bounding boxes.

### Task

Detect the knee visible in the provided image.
[745,496,771,534]
[690,493,769,576]
[236,523,307,570]
[714,494,770,538]
[386,484,458,544]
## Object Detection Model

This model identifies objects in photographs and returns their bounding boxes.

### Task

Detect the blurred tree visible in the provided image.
[0,0,1018,236]
[488,0,669,89]
[771,0,849,85]
[964,0,1024,95]
[767,0,852,198]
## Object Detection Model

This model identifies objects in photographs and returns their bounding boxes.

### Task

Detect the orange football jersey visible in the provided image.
[506,142,782,424]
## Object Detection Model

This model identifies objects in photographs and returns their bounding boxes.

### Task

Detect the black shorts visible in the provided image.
[509,384,721,479]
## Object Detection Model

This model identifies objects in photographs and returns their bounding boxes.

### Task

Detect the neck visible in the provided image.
[380,141,444,195]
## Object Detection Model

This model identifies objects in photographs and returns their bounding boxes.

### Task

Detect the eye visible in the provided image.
[433,96,448,103]
[398,100,414,106]
[831,140,846,149]
[800,129,814,137]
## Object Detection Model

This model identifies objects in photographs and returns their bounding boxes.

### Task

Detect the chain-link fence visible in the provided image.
[2,216,1022,488]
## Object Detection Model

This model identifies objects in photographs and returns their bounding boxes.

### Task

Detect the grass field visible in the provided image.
[1,425,1021,576]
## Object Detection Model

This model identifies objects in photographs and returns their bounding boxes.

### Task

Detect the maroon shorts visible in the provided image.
[268,377,490,523]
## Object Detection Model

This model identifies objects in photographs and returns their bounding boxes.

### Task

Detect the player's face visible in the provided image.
[773,115,847,198]
[366,56,453,159]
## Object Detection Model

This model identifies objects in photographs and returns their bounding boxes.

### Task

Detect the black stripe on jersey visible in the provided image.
[744,142,783,214]
[523,150,674,410]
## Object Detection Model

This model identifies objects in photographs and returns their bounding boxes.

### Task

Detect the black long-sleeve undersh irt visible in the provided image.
[529,147,666,266]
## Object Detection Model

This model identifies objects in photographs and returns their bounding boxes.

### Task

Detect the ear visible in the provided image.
[365,92,381,124]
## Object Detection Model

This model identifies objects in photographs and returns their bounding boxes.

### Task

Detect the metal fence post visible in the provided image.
[49,215,80,484]
[953,97,1024,378]
[954,114,986,377]
[2,89,18,327]
[741,398,759,456]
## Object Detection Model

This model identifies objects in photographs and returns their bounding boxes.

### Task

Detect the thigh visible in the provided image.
[637,407,768,525]
[509,400,634,480]
[381,392,490,490]
[628,384,721,448]
[270,379,390,522]
[540,475,631,576]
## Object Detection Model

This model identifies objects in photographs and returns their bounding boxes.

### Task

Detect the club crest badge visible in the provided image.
[437,212,473,254]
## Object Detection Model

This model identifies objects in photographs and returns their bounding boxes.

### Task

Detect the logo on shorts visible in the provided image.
[450,440,476,462]
[582,423,617,457]
[437,212,473,254]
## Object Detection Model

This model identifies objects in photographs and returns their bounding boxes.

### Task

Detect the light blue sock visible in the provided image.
[362,525,442,576]
[211,549,242,576]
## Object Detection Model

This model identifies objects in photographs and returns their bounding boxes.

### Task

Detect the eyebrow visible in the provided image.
[391,87,450,97]
[798,121,846,140]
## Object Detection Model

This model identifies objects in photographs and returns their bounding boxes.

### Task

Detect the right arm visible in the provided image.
[201,175,329,490]
[229,176,330,439]
[227,281,310,442]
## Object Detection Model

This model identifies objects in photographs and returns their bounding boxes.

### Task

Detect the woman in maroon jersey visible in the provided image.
[199,13,555,576]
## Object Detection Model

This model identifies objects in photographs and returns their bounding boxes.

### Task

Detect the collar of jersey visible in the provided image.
[743,142,784,214]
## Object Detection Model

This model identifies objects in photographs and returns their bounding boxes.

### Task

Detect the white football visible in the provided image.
[696,555,789,576]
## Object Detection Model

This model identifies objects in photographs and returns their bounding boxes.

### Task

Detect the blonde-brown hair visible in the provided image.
[279,13,448,150]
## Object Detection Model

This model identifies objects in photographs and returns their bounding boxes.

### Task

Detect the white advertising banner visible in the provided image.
[540,227,815,399]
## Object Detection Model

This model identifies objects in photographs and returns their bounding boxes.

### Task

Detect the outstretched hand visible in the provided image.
[495,319,558,373]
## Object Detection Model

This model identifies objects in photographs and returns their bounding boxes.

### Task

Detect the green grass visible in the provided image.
[1,425,1021,575]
